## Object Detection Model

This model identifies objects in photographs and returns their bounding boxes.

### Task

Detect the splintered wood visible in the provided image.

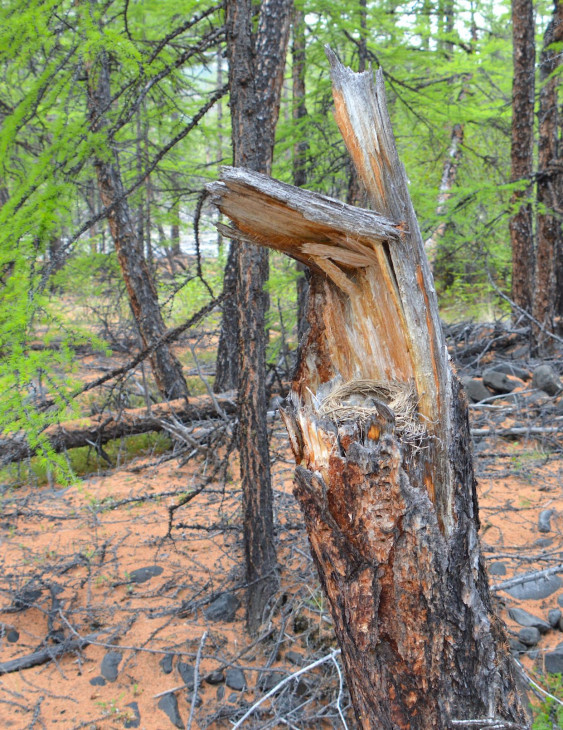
[208,49,528,730]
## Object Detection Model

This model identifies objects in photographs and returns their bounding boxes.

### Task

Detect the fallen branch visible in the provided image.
[0,633,100,675]
[0,393,236,466]
[491,563,563,593]
[471,426,561,438]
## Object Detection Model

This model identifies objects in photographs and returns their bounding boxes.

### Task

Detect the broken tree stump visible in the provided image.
[208,49,528,730]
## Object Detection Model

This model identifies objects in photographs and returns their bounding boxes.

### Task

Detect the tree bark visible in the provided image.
[292,6,310,343]
[532,0,563,352]
[216,0,291,635]
[85,49,189,400]
[209,52,528,729]
[509,0,535,314]
[424,81,467,272]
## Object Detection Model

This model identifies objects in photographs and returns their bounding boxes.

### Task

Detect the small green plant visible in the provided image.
[531,672,563,729]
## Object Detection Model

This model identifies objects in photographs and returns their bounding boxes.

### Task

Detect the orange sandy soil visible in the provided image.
[1,416,562,728]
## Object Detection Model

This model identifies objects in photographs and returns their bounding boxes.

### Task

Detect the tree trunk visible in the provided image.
[208,52,528,729]
[85,50,188,400]
[532,0,562,352]
[510,0,535,314]
[424,76,467,272]
[346,0,369,208]
[216,0,291,635]
[292,6,310,343]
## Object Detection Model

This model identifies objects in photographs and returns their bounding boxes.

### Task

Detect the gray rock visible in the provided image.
[518,627,541,646]
[177,662,195,690]
[545,647,563,674]
[532,365,562,396]
[101,651,122,682]
[204,593,240,622]
[492,363,531,381]
[506,573,562,600]
[258,671,287,693]
[488,562,507,576]
[557,594,563,608]
[285,651,305,666]
[539,509,555,533]
[6,629,19,643]
[461,377,492,403]
[216,685,225,701]
[89,676,106,686]
[225,668,246,691]
[509,638,527,655]
[483,368,517,394]
[535,537,554,548]
[548,609,562,628]
[124,701,140,728]
[128,565,163,584]
[159,653,173,674]
[186,692,202,708]
[158,693,183,729]
[227,692,239,704]
[508,607,551,634]
[13,587,42,610]
[205,669,225,685]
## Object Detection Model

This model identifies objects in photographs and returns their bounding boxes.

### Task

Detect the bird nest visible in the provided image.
[317,378,427,443]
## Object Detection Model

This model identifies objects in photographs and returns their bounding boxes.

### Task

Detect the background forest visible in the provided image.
[0,0,559,471]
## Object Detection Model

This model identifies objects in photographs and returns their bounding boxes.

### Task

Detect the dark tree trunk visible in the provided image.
[292,6,309,343]
[85,50,188,400]
[532,0,562,351]
[510,0,535,314]
[217,0,291,634]
[209,52,529,729]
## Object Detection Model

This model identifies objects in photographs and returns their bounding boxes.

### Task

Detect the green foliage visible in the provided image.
[0,431,172,488]
[0,0,558,483]
[531,673,563,729]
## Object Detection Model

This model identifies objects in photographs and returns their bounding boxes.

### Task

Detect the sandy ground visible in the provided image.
[1,416,562,729]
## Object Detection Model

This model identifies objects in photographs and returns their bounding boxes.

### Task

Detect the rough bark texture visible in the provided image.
[0,394,236,466]
[532,0,563,352]
[209,52,528,729]
[292,7,310,343]
[510,0,536,314]
[217,0,291,635]
[85,51,188,400]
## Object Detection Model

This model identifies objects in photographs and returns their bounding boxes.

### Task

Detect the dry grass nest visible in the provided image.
[317,378,427,443]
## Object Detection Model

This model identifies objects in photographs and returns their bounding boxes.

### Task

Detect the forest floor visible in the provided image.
[0,318,563,730]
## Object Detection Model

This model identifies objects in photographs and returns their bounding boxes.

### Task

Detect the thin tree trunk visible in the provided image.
[346,0,368,207]
[209,52,528,729]
[532,0,562,352]
[510,0,535,314]
[425,103,465,270]
[292,6,309,343]
[218,0,291,634]
[85,50,188,400]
